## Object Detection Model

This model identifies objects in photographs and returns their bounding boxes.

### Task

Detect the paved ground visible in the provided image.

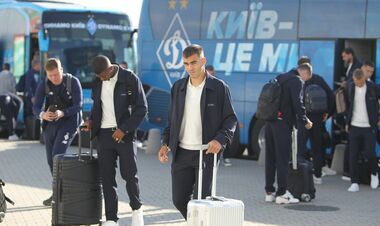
[0,139,380,226]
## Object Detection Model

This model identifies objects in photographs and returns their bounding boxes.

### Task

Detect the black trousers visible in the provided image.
[265,120,292,196]
[0,94,21,135]
[97,129,142,222]
[171,147,215,219]
[297,116,324,177]
[348,126,379,184]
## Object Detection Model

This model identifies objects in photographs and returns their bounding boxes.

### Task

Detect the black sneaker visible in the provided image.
[43,195,53,206]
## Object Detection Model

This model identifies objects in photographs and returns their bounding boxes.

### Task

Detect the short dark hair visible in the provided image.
[205,65,214,71]
[183,44,204,58]
[297,62,312,74]
[3,63,10,70]
[353,68,364,80]
[343,47,355,56]
[91,55,111,74]
[45,58,61,71]
[297,56,311,65]
[362,60,374,68]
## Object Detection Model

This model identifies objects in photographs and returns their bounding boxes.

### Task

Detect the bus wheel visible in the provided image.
[249,119,266,160]
[225,125,245,158]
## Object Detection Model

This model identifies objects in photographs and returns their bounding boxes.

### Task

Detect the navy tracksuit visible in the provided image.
[90,67,147,222]
[33,74,83,173]
[297,74,335,177]
[162,74,237,218]
[346,81,380,184]
[265,69,309,196]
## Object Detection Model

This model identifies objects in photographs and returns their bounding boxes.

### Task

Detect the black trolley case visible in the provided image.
[52,129,102,225]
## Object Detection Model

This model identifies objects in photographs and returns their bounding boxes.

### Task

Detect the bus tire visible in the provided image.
[225,125,245,158]
[249,119,266,160]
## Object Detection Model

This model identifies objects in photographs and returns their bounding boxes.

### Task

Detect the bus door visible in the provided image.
[299,40,335,156]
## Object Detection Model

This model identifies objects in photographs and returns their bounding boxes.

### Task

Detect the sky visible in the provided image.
[56,0,143,28]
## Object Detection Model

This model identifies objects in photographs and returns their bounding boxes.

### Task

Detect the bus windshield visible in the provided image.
[42,11,136,86]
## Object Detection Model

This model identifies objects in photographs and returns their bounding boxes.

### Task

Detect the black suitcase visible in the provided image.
[52,129,102,226]
[287,128,316,202]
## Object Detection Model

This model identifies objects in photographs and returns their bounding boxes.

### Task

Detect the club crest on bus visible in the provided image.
[156,13,191,87]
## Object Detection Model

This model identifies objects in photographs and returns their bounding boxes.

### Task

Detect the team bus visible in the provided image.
[138,0,380,158]
[0,0,137,136]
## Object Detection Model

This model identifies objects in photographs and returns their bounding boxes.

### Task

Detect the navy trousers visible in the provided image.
[171,147,215,219]
[348,126,379,184]
[44,120,77,173]
[97,129,142,222]
[265,120,292,196]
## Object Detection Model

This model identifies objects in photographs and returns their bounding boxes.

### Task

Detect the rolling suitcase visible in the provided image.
[52,128,102,226]
[287,128,316,202]
[187,145,244,226]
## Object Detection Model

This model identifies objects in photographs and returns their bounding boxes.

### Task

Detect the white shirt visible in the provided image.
[179,78,206,150]
[100,67,119,128]
[346,63,352,77]
[351,84,371,128]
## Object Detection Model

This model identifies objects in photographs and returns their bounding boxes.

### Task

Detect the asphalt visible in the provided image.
[0,139,380,226]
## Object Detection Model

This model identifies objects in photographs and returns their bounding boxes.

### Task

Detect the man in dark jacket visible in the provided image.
[264,63,313,204]
[158,44,237,219]
[341,47,362,81]
[83,55,147,226]
[296,57,335,184]
[346,69,379,192]
[33,58,83,206]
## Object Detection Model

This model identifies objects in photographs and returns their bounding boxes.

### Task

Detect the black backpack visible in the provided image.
[256,79,283,121]
[304,84,328,113]
[0,179,14,223]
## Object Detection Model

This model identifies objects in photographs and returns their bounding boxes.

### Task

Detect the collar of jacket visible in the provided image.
[179,72,217,92]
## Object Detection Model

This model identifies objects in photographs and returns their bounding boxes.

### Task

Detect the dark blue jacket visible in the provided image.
[345,57,362,80]
[33,73,83,129]
[346,80,380,129]
[25,68,39,98]
[305,73,335,117]
[277,69,308,127]
[90,67,147,141]
[162,74,237,161]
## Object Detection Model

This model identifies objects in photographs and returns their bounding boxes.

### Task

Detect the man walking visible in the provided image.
[158,44,237,219]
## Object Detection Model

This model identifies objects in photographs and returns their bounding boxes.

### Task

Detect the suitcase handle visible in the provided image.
[197,144,218,200]
[77,127,94,161]
[292,127,298,170]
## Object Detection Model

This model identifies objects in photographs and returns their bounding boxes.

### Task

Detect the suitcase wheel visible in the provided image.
[301,193,311,202]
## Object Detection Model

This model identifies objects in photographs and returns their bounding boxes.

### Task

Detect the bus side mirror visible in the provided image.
[38,29,49,52]
[127,28,138,48]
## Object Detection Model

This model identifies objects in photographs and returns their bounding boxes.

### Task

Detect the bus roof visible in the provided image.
[0,0,127,15]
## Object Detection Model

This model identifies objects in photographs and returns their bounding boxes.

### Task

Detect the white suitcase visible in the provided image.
[187,145,244,226]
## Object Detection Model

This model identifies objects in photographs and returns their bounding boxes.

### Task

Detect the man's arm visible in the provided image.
[213,84,238,148]
[290,78,309,126]
[32,80,45,118]
[119,72,148,134]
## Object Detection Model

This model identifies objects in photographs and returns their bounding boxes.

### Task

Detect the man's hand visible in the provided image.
[206,140,222,154]
[158,145,169,163]
[305,119,313,130]
[81,120,92,132]
[55,110,64,120]
[112,129,125,143]
[42,112,56,122]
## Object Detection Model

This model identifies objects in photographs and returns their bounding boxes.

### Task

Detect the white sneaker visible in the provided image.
[275,191,299,204]
[102,220,119,226]
[341,175,350,181]
[8,134,19,141]
[223,158,232,167]
[265,192,276,202]
[131,208,144,226]
[313,176,322,185]
[322,166,336,176]
[370,173,379,189]
[348,183,359,192]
